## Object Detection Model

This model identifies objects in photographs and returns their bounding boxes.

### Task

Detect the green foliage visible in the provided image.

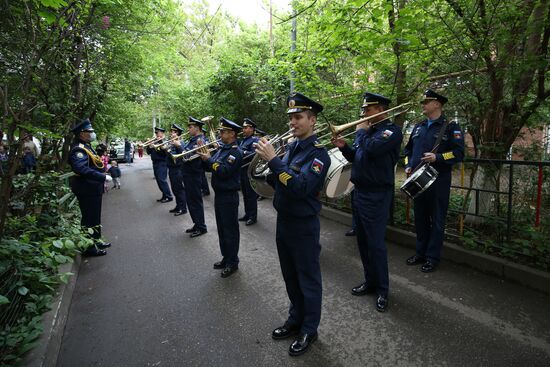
[0,173,93,365]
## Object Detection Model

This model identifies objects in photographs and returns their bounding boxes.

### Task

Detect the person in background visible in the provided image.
[22,146,37,173]
[108,160,122,189]
[238,118,260,226]
[146,127,173,203]
[137,142,144,158]
[0,144,8,176]
[124,138,131,165]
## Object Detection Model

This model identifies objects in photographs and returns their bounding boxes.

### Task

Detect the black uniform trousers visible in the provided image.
[353,189,392,297]
[153,161,172,199]
[240,169,258,220]
[276,215,322,335]
[183,174,207,231]
[201,172,210,194]
[413,172,452,265]
[76,193,103,241]
[168,166,187,211]
[214,191,240,267]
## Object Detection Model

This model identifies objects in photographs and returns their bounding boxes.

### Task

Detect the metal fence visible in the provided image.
[321,158,550,270]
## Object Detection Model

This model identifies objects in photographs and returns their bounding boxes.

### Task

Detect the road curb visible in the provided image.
[320,206,550,295]
[22,255,81,367]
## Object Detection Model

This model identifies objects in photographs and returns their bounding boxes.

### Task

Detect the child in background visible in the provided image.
[22,146,36,173]
[108,160,122,189]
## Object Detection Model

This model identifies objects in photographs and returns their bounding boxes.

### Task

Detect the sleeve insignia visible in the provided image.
[212,162,220,171]
[76,152,85,159]
[404,156,409,165]
[382,130,394,139]
[227,154,236,164]
[453,130,462,139]
[442,152,455,160]
[310,158,324,175]
[278,172,292,186]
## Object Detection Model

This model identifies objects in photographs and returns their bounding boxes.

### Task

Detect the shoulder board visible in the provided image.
[78,143,85,148]
[314,141,324,148]
[232,145,238,148]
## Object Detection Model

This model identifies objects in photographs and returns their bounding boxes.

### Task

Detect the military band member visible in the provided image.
[332,92,403,312]
[181,117,208,238]
[200,125,211,196]
[69,119,112,256]
[238,118,260,225]
[198,117,243,278]
[146,127,173,203]
[167,124,187,216]
[255,92,330,356]
[404,89,464,272]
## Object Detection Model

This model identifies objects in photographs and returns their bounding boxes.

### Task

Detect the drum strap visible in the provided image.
[431,119,450,154]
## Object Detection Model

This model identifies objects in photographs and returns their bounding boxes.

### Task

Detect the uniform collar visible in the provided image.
[296,134,317,149]
[422,115,445,126]
[372,119,392,130]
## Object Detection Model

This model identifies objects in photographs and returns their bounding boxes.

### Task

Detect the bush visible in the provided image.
[0,172,92,366]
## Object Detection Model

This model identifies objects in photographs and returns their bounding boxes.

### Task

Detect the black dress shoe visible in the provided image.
[421,261,437,273]
[159,197,173,203]
[289,332,318,356]
[174,210,187,216]
[345,229,356,236]
[185,226,197,233]
[245,219,257,226]
[82,247,107,257]
[96,242,111,249]
[238,216,248,222]
[220,266,238,278]
[189,229,207,238]
[169,207,179,213]
[376,295,388,312]
[257,196,264,201]
[272,324,300,340]
[351,282,375,296]
[156,197,165,202]
[406,254,425,265]
[213,261,225,270]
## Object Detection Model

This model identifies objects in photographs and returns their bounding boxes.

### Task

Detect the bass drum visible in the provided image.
[323,148,354,199]
[248,153,275,198]
[400,164,438,199]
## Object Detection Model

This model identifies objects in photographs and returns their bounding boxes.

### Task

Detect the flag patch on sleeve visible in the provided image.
[227,154,236,164]
[311,158,324,174]
[453,130,462,139]
[382,129,394,139]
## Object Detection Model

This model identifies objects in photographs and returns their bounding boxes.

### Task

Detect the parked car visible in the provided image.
[109,140,135,163]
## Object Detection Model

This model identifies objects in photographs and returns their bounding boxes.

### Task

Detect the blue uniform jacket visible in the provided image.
[146,140,170,163]
[403,115,464,174]
[239,135,259,168]
[204,143,243,192]
[340,120,403,191]
[268,134,331,217]
[167,141,184,168]
[69,141,106,196]
[182,134,209,175]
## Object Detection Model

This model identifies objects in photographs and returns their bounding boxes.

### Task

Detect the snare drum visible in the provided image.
[400,164,438,199]
[323,148,354,199]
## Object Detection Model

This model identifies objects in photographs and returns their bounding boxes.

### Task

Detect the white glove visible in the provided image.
[105,174,113,182]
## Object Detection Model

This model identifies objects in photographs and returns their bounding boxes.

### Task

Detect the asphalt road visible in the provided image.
[57,157,550,367]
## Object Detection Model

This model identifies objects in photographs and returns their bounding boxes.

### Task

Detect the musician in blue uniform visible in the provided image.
[68,119,112,257]
[198,117,243,278]
[238,118,260,225]
[181,117,208,238]
[255,93,330,357]
[332,92,403,312]
[403,89,464,272]
[166,124,187,216]
[146,127,173,203]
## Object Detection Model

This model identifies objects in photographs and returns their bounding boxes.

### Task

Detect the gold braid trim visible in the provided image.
[79,146,104,169]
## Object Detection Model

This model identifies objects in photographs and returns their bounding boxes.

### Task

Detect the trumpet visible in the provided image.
[142,136,162,147]
[152,135,184,149]
[170,139,221,162]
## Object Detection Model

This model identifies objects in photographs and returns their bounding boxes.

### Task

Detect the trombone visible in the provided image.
[152,134,187,149]
[142,136,162,147]
[170,139,221,162]
[319,102,413,141]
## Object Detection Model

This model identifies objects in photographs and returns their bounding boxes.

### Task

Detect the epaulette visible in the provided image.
[314,140,324,148]
[232,144,238,148]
